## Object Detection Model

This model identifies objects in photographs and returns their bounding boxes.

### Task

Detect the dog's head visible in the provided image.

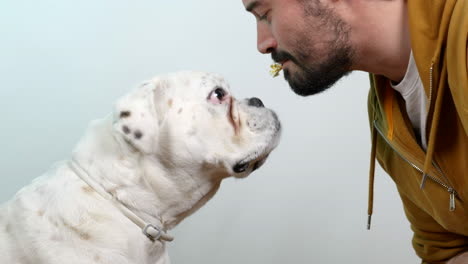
[113,71,281,178]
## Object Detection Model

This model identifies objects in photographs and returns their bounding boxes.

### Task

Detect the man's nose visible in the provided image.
[256,23,277,54]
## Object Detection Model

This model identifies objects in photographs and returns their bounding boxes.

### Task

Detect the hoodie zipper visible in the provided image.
[420,63,435,189]
[420,62,435,188]
[373,121,457,211]
[427,61,457,211]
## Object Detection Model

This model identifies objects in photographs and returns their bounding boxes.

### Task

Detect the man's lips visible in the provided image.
[280,60,290,67]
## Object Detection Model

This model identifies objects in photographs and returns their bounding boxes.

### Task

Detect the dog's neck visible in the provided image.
[71,117,222,231]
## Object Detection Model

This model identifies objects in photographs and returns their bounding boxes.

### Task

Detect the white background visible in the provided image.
[0,1,419,263]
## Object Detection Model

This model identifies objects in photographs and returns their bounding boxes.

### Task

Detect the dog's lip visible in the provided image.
[233,152,270,174]
[228,97,240,134]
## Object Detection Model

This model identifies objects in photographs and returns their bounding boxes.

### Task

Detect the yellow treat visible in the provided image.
[269,63,282,77]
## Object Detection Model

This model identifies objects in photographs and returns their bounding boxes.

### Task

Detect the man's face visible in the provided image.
[242,0,355,96]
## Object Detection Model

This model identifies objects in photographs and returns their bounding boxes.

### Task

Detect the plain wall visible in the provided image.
[0,1,419,263]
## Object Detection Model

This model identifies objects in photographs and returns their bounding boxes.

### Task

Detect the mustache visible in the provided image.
[271,50,300,65]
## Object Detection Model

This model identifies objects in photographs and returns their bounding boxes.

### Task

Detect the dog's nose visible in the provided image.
[248,97,264,108]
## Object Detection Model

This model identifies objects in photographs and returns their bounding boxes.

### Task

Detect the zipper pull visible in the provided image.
[449,188,456,211]
[420,173,428,189]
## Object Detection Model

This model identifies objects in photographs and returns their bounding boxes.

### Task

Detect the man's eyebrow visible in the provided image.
[245,1,260,12]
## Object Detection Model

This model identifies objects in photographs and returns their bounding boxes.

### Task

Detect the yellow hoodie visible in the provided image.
[367,0,468,263]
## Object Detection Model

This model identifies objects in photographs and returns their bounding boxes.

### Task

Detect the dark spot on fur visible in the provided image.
[122,125,131,134]
[168,99,173,108]
[51,219,59,227]
[207,107,216,116]
[53,219,59,227]
[37,210,44,217]
[120,111,131,118]
[187,127,197,136]
[134,130,143,139]
[178,108,183,114]
[81,185,94,194]
[61,217,91,240]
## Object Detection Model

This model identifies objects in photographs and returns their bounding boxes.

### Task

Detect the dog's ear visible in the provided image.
[113,79,164,154]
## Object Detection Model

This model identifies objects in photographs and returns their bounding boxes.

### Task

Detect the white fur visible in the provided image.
[0,71,281,264]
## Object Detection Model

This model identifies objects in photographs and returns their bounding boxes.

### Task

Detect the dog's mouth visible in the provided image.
[232,154,269,174]
[227,97,281,176]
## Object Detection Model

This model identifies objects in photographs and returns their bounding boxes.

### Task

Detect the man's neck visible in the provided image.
[345,0,411,81]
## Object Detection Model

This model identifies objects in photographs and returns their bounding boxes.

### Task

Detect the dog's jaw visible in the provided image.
[140,158,223,229]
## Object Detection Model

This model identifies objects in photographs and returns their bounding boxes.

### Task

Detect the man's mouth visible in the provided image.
[280,60,290,68]
[272,50,296,65]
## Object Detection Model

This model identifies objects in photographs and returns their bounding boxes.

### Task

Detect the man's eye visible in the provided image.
[259,11,270,21]
[208,87,229,104]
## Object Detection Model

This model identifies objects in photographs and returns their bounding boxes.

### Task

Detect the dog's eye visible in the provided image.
[208,87,229,104]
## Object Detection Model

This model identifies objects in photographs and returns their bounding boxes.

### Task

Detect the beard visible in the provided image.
[273,0,354,97]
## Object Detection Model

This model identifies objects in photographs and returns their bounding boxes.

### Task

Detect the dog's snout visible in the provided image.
[248,97,264,108]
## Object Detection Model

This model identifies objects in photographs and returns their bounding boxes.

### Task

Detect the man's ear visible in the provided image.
[112,79,163,154]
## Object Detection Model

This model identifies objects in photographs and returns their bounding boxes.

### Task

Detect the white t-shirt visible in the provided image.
[391,52,428,150]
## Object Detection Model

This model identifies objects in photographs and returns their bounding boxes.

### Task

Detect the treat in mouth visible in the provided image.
[269,63,282,77]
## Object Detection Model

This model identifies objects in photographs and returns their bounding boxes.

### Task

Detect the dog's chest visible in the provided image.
[0,165,168,264]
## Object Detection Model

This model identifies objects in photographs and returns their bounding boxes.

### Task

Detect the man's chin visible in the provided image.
[284,67,351,97]
[284,69,328,96]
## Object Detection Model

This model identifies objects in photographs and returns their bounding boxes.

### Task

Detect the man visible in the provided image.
[241,0,467,263]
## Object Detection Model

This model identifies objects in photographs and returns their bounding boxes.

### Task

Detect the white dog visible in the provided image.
[0,71,281,264]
